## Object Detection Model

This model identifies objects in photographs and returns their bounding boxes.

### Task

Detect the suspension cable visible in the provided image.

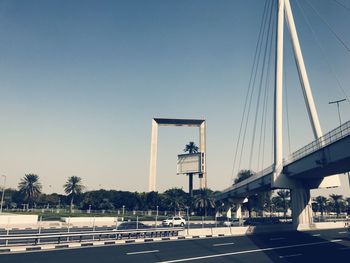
[237,0,272,175]
[284,65,292,155]
[249,1,275,171]
[231,0,269,182]
[259,4,276,172]
[305,0,350,52]
[296,0,350,104]
[331,0,350,13]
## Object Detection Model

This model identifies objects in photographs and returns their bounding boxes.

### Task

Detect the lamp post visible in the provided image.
[0,175,6,213]
[156,205,159,228]
[122,205,125,216]
[186,206,190,234]
[329,98,346,127]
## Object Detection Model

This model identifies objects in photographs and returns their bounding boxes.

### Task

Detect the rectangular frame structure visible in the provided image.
[149,118,206,192]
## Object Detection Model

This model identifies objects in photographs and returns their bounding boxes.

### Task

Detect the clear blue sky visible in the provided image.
[0,0,349,195]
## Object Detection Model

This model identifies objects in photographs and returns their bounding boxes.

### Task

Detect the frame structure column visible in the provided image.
[199,121,207,189]
[149,119,158,192]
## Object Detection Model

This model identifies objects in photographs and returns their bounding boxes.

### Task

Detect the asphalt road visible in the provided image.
[0,228,349,262]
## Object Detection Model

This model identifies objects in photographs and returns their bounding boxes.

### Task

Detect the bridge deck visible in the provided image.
[218,121,350,199]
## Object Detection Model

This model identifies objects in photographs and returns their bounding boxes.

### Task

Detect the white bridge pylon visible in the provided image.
[273,0,339,188]
[273,0,340,227]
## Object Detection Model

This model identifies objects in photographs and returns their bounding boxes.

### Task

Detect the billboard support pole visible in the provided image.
[188,173,193,197]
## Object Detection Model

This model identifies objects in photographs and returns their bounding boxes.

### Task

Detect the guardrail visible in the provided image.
[283,120,350,166]
[0,227,183,247]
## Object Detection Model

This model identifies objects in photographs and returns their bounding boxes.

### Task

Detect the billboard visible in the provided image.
[177,153,203,175]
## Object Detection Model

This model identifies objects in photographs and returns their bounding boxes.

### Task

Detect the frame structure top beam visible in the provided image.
[154,118,205,127]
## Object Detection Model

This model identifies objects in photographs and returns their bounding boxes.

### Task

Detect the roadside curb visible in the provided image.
[0,223,209,231]
[0,234,231,254]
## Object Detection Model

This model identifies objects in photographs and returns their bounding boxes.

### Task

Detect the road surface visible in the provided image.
[0,228,349,262]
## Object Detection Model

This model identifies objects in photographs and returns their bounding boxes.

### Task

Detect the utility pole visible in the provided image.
[329,98,346,127]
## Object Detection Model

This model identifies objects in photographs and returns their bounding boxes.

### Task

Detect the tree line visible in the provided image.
[1,173,218,216]
[2,170,349,217]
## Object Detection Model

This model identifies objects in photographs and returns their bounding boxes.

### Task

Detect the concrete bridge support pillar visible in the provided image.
[291,186,313,229]
[235,203,242,219]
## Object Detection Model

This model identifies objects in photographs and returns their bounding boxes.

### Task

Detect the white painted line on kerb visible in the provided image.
[127,250,159,255]
[156,239,343,263]
[269,237,285,241]
[338,231,347,234]
[338,247,350,250]
[312,234,321,237]
[279,253,302,258]
[213,242,234,247]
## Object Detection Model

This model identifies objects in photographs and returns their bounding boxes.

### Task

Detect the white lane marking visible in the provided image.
[279,253,302,258]
[156,239,343,263]
[338,247,350,250]
[127,250,159,255]
[338,231,347,234]
[312,234,321,237]
[269,237,285,241]
[213,242,234,247]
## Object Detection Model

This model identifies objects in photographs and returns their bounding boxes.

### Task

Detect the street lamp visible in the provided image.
[0,175,6,213]
[122,205,125,216]
[186,206,190,233]
[329,98,346,127]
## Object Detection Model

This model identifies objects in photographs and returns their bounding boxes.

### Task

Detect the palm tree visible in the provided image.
[234,170,254,184]
[183,141,199,197]
[18,174,42,208]
[64,176,84,212]
[329,194,343,217]
[277,190,290,218]
[184,142,199,154]
[314,196,328,217]
[193,189,215,217]
[163,188,187,215]
[346,198,350,215]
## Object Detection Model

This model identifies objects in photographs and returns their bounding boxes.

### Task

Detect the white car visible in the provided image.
[221,218,244,227]
[162,216,186,227]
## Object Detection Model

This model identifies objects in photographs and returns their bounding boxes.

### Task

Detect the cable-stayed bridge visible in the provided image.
[217,0,350,229]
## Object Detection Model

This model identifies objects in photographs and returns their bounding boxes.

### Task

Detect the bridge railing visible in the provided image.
[283,120,350,166]
[225,121,350,194]
[222,165,274,192]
